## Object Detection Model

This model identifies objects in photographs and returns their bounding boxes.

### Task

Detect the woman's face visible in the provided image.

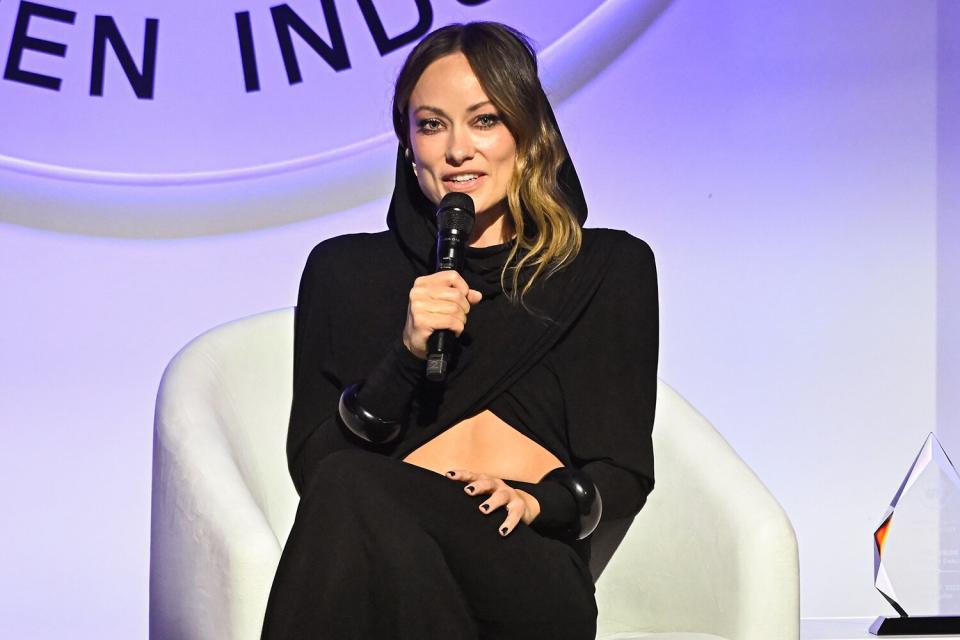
[407,52,517,218]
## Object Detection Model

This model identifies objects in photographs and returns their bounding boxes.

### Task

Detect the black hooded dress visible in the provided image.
[261,139,659,638]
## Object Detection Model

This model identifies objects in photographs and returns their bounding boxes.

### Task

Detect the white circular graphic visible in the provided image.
[0,0,671,237]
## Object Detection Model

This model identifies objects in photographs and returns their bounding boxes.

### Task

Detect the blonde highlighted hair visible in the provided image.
[392,22,582,309]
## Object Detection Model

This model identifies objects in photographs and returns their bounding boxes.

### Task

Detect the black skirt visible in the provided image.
[260,448,597,639]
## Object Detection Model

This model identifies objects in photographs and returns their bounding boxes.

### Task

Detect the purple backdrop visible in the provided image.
[0,1,953,637]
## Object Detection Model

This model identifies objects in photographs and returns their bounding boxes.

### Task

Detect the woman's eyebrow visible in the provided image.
[466,100,492,112]
[414,101,493,118]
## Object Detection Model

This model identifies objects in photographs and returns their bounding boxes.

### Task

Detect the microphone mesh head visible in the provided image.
[437,193,476,234]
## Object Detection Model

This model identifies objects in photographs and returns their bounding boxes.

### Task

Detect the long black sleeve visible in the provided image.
[552,232,659,523]
[287,242,346,496]
[354,337,425,420]
[503,478,579,535]
[286,240,422,495]
[501,233,657,535]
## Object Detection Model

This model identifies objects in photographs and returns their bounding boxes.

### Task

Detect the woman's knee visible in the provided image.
[301,448,370,496]
[301,447,402,502]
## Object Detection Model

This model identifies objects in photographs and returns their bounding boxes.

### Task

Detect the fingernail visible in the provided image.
[446,471,456,477]
[481,504,489,511]
[500,526,509,535]
[465,485,474,493]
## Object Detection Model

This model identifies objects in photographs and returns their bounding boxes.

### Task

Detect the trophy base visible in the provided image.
[870,615,960,635]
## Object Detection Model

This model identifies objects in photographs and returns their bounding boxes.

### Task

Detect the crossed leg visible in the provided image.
[261,448,596,640]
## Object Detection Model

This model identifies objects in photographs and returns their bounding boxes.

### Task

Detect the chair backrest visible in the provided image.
[594,378,799,638]
[165,307,301,546]
[588,382,735,583]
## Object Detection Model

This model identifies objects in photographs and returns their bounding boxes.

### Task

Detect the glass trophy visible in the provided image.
[871,432,960,635]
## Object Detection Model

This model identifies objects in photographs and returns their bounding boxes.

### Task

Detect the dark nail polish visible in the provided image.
[481,504,489,511]
[446,471,455,477]
[466,486,474,493]
[501,527,508,535]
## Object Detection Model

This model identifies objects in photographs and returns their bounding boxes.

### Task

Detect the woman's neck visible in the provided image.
[468,200,516,248]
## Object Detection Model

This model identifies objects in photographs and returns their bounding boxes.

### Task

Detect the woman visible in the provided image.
[261,21,658,640]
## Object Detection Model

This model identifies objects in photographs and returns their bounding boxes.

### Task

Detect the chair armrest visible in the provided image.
[595,381,800,640]
[149,347,283,640]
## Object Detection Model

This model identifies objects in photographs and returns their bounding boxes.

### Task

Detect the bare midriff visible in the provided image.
[402,409,563,483]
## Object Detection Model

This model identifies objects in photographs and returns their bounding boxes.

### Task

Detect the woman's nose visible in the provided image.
[446,126,474,165]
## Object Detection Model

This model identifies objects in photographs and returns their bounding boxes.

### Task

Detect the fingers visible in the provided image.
[447,469,487,487]
[415,273,481,303]
[413,285,470,315]
[405,274,483,354]
[409,298,468,327]
[498,501,524,537]
[439,270,469,296]
[481,490,525,536]
[446,470,525,537]
[415,271,470,299]
[407,299,467,338]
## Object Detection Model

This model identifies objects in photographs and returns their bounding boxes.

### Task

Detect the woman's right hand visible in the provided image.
[403,271,483,360]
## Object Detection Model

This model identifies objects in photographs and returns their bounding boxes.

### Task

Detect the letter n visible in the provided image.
[271,2,350,84]
[90,15,159,99]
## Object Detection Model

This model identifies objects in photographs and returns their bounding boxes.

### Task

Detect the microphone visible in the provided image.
[426,192,475,382]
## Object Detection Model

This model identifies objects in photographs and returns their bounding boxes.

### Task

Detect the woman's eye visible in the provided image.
[416,119,443,133]
[476,114,500,128]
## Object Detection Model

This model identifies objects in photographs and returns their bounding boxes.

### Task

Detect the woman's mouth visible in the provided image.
[443,173,485,191]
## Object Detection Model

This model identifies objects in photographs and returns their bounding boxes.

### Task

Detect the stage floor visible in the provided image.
[801,617,960,639]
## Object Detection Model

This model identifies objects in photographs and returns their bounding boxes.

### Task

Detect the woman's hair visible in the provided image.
[392,22,582,308]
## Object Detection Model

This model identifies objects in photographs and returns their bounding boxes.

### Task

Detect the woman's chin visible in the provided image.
[424,186,506,220]
[438,189,485,211]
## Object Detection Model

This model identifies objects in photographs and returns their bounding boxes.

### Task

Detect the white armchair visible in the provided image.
[149,308,799,640]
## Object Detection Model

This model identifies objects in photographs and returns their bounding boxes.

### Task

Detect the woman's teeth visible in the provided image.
[450,174,479,183]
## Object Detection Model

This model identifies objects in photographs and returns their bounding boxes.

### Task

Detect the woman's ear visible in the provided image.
[405,147,418,176]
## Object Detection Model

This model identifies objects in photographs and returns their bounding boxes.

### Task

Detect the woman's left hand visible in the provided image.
[445,469,540,537]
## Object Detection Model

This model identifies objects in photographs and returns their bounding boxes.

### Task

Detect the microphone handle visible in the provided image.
[425,328,454,382]
[426,233,465,382]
